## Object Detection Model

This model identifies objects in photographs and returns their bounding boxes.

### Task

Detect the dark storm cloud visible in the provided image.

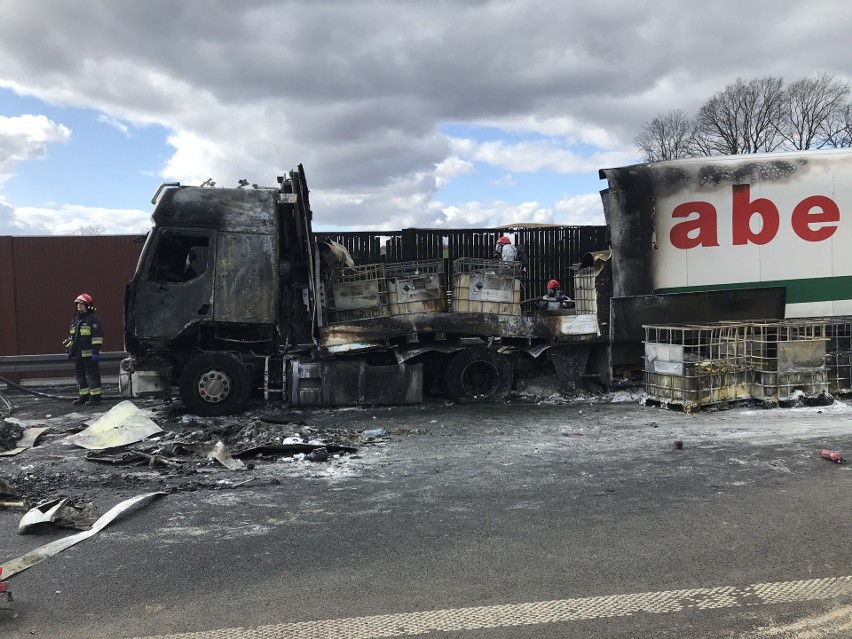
[0,0,850,229]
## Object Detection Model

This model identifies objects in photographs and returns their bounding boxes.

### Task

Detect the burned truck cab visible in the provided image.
[121,168,317,415]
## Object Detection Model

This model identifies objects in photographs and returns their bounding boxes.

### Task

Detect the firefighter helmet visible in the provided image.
[497,236,511,244]
[74,293,93,307]
[547,279,560,290]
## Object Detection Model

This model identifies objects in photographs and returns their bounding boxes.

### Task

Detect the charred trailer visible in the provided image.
[593,148,852,402]
[120,166,603,416]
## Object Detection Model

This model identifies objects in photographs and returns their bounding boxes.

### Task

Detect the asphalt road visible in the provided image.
[2,389,852,638]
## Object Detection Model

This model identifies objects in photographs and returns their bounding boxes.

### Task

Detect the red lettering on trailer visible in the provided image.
[791,195,839,242]
[669,185,840,249]
[732,184,779,246]
[670,201,719,248]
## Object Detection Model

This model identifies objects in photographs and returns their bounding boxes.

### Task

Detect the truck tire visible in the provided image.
[178,353,252,417]
[443,347,512,403]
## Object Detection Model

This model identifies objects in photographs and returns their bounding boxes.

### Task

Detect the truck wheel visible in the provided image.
[443,347,512,403]
[178,353,252,416]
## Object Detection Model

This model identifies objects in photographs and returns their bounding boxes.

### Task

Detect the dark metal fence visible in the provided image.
[315,226,609,300]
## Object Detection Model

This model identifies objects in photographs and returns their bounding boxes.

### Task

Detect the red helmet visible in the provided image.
[74,293,93,307]
[547,279,560,290]
[497,236,511,244]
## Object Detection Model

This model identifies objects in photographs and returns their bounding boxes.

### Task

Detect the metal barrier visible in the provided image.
[0,352,127,374]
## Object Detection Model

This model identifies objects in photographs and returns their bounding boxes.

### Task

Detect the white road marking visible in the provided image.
[127,575,852,639]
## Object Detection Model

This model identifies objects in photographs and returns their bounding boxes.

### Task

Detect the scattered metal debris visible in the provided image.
[64,400,163,450]
[234,442,356,458]
[175,440,245,471]
[0,426,49,457]
[0,492,165,580]
[18,497,68,533]
[18,498,99,533]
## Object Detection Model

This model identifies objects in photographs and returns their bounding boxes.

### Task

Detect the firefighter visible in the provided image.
[494,236,518,262]
[538,279,573,310]
[64,293,104,406]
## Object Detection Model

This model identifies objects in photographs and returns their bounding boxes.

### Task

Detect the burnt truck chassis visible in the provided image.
[121,308,600,417]
[120,167,603,417]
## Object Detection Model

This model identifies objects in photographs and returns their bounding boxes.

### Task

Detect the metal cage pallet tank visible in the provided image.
[806,317,852,395]
[450,258,522,316]
[385,260,448,316]
[745,320,829,402]
[643,323,751,411]
[327,264,389,323]
[644,320,831,410]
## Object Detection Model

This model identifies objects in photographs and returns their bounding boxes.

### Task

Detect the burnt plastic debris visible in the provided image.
[305,447,329,462]
[820,449,846,464]
[673,440,684,450]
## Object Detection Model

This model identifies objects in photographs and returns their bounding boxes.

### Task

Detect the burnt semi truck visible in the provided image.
[120,149,852,415]
[119,166,603,416]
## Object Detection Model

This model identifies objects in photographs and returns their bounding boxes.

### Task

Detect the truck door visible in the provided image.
[129,228,215,339]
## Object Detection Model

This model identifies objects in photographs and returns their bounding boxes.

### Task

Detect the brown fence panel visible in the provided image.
[0,236,17,359]
[1,235,142,363]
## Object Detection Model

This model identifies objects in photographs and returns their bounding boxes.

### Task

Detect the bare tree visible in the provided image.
[634,109,697,162]
[75,223,107,235]
[635,74,852,161]
[694,76,785,155]
[779,73,850,149]
[822,102,852,148]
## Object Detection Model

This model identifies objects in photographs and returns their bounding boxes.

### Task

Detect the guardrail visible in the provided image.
[0,352,127,374]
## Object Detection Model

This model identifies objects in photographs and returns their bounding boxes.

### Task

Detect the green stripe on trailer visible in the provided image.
[656,276,852,305]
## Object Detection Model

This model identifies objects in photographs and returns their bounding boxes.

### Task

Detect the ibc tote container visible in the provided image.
[385,260,447,315]
[327,264,389,322]
[451,258,521,316]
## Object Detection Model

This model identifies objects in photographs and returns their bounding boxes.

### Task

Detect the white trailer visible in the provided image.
[600,148,852,319]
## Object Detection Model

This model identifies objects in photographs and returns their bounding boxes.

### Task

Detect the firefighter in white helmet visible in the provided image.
[63,293,105,406]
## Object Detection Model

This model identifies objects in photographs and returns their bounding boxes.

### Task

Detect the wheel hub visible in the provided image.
[196,369,233,403]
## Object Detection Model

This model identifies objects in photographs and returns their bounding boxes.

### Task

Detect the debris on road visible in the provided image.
[18,498,99,533]
[0,478,22,499]
[674,440,684,450]
[0,423,49,457]
[234,441,356,459]
[174,440,245,471]
[819,449,846,463]
[18,497,68,533]
[0,492,165,580]
[0,477,25,510]
[64,400,163,450]
[305,447,329,462]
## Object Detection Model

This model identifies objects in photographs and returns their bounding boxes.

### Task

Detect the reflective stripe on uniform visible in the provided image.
[80,327,91,336]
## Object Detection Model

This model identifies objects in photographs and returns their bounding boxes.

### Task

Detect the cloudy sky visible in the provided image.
[0,1,850,236]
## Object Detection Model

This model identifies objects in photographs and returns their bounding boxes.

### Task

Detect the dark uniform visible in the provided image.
[537,279,573,310]
[64,295,104,405]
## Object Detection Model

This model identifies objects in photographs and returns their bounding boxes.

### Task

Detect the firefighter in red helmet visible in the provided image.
[63,293,105,405]
[494,235,518,262]
[538,279,573,310]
